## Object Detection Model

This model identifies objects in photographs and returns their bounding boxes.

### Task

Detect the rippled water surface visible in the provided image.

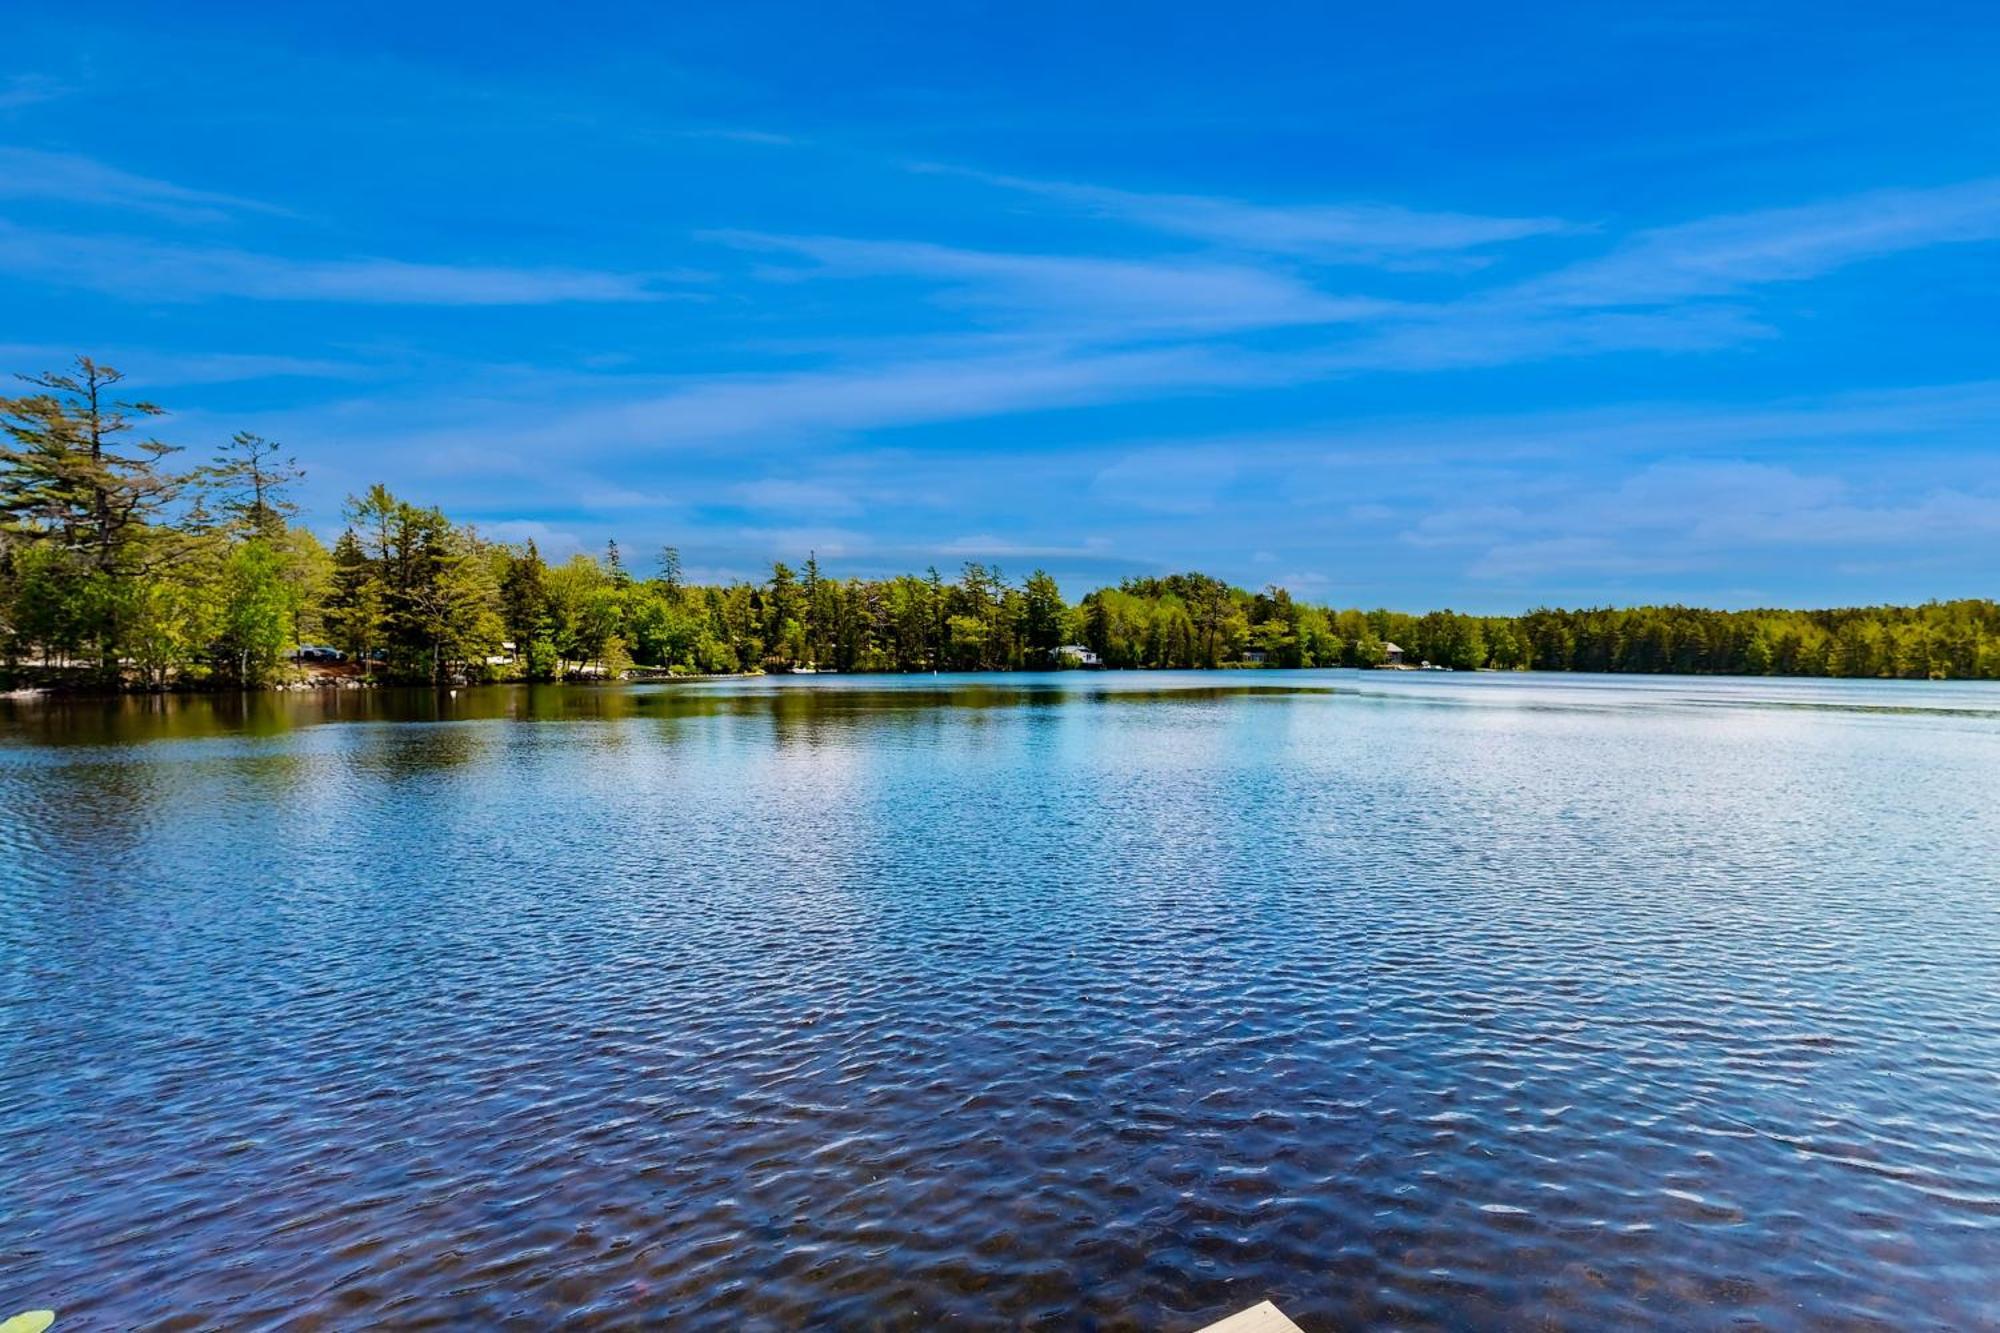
[4,672,1999,1330]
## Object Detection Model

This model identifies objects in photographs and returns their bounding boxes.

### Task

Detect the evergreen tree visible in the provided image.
[1021,569,1066,665]
[324,529,385,667]
[500,540,552,678]
[0,358,183,570]
[0,358,186,673]
[206,432,302,540]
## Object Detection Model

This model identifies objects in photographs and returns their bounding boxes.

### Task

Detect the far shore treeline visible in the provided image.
[5,357,1998,690]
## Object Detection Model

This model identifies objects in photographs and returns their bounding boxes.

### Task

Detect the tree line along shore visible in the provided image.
[4,357,1997,692]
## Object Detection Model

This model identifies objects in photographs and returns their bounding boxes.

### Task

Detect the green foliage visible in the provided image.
[0,358,185,675]
[219,540,296,684]
[125,557,217,688]
[1020,570,1066,665]
[323,529,385,666]
[1508,602,2000,679]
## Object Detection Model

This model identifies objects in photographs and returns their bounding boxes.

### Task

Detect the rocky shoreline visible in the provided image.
[0,670,760,700]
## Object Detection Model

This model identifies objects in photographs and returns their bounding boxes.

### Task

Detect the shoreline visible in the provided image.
[4,662,1986,702]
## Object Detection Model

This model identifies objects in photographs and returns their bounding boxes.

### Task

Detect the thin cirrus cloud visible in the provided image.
[205,347,1263,519]
[929,165,1576,261]
[712,230,1398,336]
[701,175,2000,372]
[1467,484,2000,581]
[703,177,2000,381]
[1048,381,2000,586]
[360,342,1277,463]
[728,479,865,516]
[0,146,290,222]
[1303,378,2000,462]
[311,311,1765,489]
[86,168,2000,497]
[0,223,686,305]
[1511,177,2000,307]
[480,519,588,555]
[0,75,67,111]
[1325,303,1769,372]
[1089,447,1241,514]
[671,127,800,147]
[936,534,1114,559]
[0,342,368,385]
[1413,458,2000,582]
[307,307,2000,493]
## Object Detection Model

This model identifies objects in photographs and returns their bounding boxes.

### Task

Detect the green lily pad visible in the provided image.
[0,1312,55,1333]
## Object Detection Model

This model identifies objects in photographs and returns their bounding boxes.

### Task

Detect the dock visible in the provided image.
[1197,1301,1304,1333]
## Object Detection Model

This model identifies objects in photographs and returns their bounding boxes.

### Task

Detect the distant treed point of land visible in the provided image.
[4,356,1997,690]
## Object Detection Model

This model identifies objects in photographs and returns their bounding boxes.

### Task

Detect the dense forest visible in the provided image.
[4,358,1997,689]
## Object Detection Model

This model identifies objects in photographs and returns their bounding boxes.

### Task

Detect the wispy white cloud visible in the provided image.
[934,166,1574,262]
[707,180,2000,376]
[835,173,2000,378]
[1275,569,1331,589]
[0,147,289,222]
[936,534,1113,559]
[1090,447,1239,514]
[1467,537,1702,582]
[1330,303,1769,371]
[0,223,687,304]
[673,127,797,147]
[1634,462,2000,547]
[0,75,67,111]
[0,342,370,385]
[571,481,682,510]
[479,519,587,555]
[975,381,2000,592]
[1514,177,2000,307]
[1311,378,2000,459]
[1402,503,1534,548]
[1408,459,2000,581]
[730,478,864,515]
[363,344,1275,458]
[712,230,1396,336]
[729,525,872,558]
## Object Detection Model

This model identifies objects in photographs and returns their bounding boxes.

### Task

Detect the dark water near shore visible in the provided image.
[3,672,1998,1330]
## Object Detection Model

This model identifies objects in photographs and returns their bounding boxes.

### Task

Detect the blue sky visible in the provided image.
[4,2,1998,610]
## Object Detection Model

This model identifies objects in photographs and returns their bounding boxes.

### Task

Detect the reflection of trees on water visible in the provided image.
[0,676,1352,780]
[0,679,1351,754]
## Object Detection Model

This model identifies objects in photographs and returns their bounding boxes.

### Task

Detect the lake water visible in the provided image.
[3,672,1998,1329]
